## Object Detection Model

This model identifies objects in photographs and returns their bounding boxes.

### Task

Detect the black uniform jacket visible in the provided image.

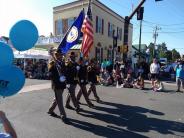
[49,61,66,90]
[65,61,78,85]
[78,64,88,85]
[88,65,97,84]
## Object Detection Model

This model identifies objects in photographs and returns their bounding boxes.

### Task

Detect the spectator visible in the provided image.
[175,60,184,92]
[150,59,160,89]
[153,79,164,92]
[122,74,134,88]
[133,74,144,90]
[0,111,17,138]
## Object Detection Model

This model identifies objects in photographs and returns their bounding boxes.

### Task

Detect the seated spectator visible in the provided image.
[133,74,144,90]
[100,70,113,86]
[114,68,123,86]
[138,66,144,77]
[122,73,134,88]
[153,79,164,92]
[0,111,17,138]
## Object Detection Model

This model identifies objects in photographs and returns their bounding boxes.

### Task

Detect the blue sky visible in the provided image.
[0,0,183,54]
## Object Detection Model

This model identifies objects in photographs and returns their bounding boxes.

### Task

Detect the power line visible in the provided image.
[142,31,184,34]
[143,20,184,26]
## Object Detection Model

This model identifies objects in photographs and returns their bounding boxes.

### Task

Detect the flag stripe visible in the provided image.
[81,14,93,57]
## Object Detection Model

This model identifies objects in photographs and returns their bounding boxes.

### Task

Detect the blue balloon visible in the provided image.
[9,20,39,51]
[0,42,14,68]
[0,66,25,97]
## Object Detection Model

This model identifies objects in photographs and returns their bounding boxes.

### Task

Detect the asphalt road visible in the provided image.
[0,79,184,138]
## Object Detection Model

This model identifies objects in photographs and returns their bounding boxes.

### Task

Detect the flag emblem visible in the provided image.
[66,26,79,43]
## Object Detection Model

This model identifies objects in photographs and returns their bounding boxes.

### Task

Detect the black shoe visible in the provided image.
[61,115,70,124]
[176,90,180,92]
[88,103,94,108]
[75,107,81,113]
[47,111,58,117]
[65,105,74,110]
[96,98,101,103]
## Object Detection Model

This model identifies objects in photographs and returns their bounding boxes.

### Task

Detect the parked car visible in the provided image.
[160,63,176,78]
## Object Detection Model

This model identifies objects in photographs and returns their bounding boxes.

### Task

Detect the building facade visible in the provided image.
[53,0,133,62]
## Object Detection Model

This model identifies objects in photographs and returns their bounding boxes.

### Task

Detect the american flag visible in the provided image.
[81,1,93,57]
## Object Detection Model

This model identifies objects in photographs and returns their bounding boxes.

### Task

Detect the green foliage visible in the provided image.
[147,42,181,62]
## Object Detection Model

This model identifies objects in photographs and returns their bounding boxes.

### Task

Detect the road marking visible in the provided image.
[19,83,51,93]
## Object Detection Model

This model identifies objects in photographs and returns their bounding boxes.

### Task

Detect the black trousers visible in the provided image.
[76,84,93,105]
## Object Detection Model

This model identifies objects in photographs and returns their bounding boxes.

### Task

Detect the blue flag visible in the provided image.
[57,10,84,54]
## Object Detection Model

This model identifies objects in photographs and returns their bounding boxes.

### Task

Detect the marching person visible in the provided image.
[47,50,68,122]
[65,52,80,113]
[87,59,101,103]
[76,57,94,107]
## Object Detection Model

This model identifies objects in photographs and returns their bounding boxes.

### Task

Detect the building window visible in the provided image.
[55,19,62,36]
[119,28,122,40]
[108,22,114,38]
[107,49,113,61]
[117,27,122,40]
[67,17,75,28]
[62,19,68,35]
[96,16,104,34]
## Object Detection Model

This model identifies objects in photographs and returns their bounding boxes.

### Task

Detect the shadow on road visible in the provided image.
[69,118,148,138]
[76,101,184,137]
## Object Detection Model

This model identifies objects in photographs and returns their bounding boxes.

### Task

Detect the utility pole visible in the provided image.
[137,7,144,62]
[123,0,163,62]
[139,20,143,61]
[123,0,146,62]
[153,26,161,58]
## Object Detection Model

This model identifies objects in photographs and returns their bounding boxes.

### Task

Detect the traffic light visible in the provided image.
[137,7,144,20]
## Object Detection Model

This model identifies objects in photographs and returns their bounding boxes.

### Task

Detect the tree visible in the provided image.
[171,49,180,61]
[148,42,154,61]
[165,50,172,61]
[157,42,167,58]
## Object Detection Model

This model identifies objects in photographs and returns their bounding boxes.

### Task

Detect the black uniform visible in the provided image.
[48,60,67,118]
[76,64,94,107]
[65,61,80,111]
[87,64,100,102]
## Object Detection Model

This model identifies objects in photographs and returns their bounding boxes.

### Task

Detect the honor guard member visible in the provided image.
[76,57,94,107]
[87,59,101,103]
[65,52,80,112]
[47,50,68,122]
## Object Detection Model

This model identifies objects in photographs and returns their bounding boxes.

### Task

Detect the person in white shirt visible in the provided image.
[150,59,160,88]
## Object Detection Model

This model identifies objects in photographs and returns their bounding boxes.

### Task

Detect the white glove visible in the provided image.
[59,76,66,82]
[66,84,70,88]
[81,80,84,83]
[76,66,80,71]
[85,62,89,66]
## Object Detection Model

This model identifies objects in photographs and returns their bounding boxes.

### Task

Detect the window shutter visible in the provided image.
[117,27,119,39]
[101,48,103,62]
[108,22,110,37]
[95,47,98,59]
[102,19,104,35]
[55,20,58,36]
[96,16,98,33]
